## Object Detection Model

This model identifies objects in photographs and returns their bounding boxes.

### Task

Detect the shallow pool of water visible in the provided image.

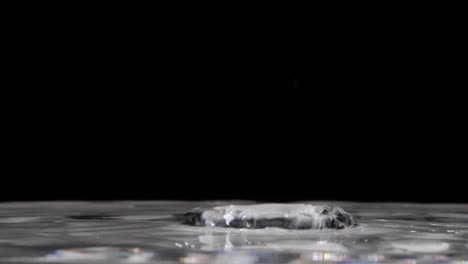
[0,201,467,263]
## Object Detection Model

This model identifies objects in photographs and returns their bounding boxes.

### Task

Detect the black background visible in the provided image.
[3,5,467,202]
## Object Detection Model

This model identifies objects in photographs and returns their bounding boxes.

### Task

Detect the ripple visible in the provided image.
[264,240,349,252]
[0,217,42,223]
[389,240,450,253]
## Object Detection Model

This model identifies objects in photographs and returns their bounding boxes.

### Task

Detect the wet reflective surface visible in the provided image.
[0,201,467,263]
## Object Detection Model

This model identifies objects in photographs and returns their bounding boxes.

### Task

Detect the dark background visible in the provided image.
[3,5,467,202]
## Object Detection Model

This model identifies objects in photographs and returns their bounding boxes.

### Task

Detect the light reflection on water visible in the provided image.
[0,201,467,263]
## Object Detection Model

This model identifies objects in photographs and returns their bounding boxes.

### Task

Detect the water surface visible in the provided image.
[0,201,467,263]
